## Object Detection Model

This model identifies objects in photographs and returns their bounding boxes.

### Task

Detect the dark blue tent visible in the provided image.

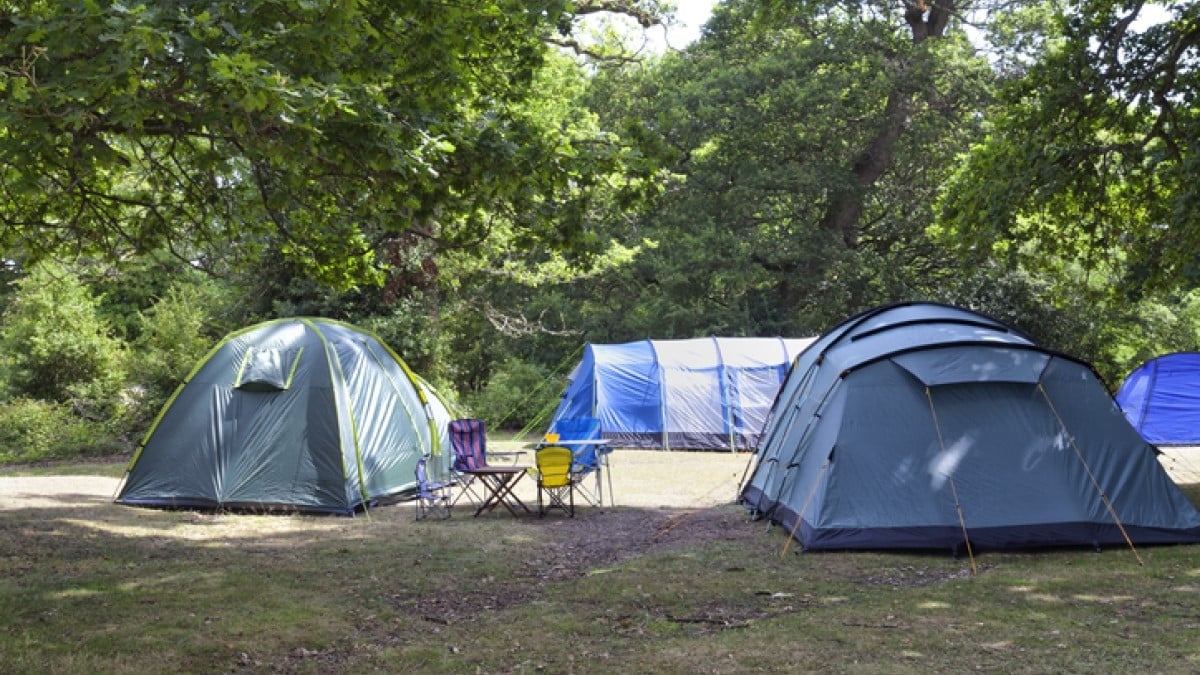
[1115,353,1200,446]
[551,337,814,451]
[742,302,1200,551]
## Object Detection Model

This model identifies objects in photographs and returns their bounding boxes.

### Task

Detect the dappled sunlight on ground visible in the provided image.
[0,449,750,526]
[484,444,750,509]
[0,476,119,510]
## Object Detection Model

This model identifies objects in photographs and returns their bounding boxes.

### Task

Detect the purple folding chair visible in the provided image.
[449,418,489,506]
[414,456,451,520]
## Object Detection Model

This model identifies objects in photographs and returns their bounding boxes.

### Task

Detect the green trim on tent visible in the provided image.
[233,345,254,388]
[371,331,447,459]
[119,316,453,515]
[285,347,304,388]
[362,338,427,454]
[123,324,249,475]
[301,317,371,509]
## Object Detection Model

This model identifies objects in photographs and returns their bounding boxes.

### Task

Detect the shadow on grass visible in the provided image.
[0,491,788,671]
[4,475,1200,673]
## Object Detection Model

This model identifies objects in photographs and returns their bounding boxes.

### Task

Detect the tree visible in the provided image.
[526,0,996,343]
[0,1,669,289]
[939,0,1200,293]
[0,261,126,413]
[744,0,991,246]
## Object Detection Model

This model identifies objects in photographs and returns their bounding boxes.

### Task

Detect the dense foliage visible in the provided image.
[0,0,1197,458]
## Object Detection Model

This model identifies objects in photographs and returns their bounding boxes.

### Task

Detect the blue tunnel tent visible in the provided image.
[116,318,454,515]
[551,337,815,451]
[1115,352,1200,446]
[742,302,1200,552]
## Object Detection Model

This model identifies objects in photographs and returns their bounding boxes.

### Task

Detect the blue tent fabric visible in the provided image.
[742,302,1200,551]
[549,417,604,474]
[1115,352,1200,446]
[551,337,815,451]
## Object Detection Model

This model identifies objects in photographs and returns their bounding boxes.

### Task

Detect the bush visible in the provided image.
[132,280,223,422]
[0,262,127,412]
[0,398,128,465]
[464,358,561,431]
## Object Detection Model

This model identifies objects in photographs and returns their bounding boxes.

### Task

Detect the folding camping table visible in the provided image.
[460,465,532,517]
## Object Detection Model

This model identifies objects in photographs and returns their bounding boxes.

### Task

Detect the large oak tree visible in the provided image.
[0,0,668,288]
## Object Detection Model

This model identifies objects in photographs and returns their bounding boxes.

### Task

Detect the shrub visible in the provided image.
[0,262,127,412]
[133,281,223,419]
[464,358,560,431]
[0,398,127,465]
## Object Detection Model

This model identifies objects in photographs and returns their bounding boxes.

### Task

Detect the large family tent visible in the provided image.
[1115,352,1200,446]
[551,337,815,451]
[741,302,1200,552]
[117,318,454,515]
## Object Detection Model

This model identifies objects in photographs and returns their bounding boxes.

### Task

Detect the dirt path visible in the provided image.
[0,475,120,509]
[2,446,1195,513]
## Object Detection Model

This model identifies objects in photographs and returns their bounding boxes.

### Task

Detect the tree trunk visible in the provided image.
[818,0,953,247]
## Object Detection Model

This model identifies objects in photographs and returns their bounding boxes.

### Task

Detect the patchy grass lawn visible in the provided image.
[1,449,1199,673]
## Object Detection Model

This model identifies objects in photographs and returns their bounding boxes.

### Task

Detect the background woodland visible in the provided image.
[1,0,1197,461]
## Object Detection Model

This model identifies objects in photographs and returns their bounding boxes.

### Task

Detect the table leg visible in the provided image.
[472,474,503,516]
[489,472,530,515]
[471,472,531,517]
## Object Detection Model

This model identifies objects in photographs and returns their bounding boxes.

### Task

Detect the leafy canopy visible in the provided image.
[0,0,666,288]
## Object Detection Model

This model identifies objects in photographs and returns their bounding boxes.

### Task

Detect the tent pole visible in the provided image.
[711,336,737,453]
[780,458,830,557]
[736,448,759,503]
[1038,384,1144,565]
[751,377,842,524]
[925,387,978,575]
[649,340,669,451]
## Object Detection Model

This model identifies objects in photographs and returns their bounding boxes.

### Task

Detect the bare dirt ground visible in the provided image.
[1157,445,1200,483]
[0,449,752,510]
[4,446,1198,511]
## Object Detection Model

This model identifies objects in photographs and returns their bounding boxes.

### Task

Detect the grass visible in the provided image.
[2,450,1200,673]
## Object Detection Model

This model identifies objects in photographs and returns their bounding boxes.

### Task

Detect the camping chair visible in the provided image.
[414,456,451,520]
[535,446,575,517]
[549,417,611,507]
[449,418,490,507]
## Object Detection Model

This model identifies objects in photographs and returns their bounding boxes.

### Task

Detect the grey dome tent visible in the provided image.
[741,302,1200,552]
[117,318,453,515]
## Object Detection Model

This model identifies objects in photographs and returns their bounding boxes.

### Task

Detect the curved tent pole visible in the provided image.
[362,340,431,454]
[302,319,372,518]
[737,375,807,503]
[744,356,809,492]
[711,336,736,453]
[1038,382,1144,565]
[648,339,668,451]
[751,375,843,523]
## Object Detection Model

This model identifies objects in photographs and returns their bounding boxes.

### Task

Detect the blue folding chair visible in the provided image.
[548,417,612,507]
